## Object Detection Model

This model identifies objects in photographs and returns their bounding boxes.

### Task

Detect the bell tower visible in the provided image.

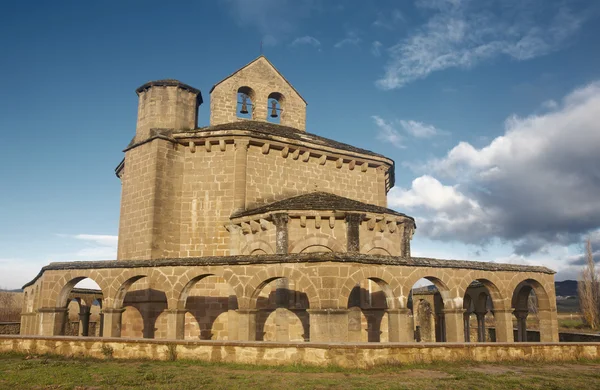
[135,79,202,142]
[209,56,307,131]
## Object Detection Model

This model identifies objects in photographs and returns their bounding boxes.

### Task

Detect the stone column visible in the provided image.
[307,309,349,342]
[538,308,559,342]
[387,308,414,342]
[443,308,465,342]
[272,213,289,255]
[78,305,91,337]
[401,220,415,257]
[272,213,290,303]
[99,312,104,337]
[237,309,257,341]
[463,312,471,342]
[345,213,363,253]
[514,310,529,342]
[165,309,187,340]
[233,140,249,214]
[475,311,487,342]
[102,308,125,338]
[492,309,514,342]
[37,307,68,336]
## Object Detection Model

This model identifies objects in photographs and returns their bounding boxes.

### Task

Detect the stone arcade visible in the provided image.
[19,56,559,344]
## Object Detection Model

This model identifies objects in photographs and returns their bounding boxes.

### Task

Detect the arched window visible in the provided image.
[267,92,284,124]
[237,86,255,119]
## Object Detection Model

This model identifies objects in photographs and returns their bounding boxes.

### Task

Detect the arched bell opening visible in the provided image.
[267,92,284,124]
[237,86,255,119]
[253,277,309,342]
[408,277,449,342]
[347,278,393,342]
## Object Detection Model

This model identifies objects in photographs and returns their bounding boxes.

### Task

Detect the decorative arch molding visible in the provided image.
[241,240,275,256]
[243,265,320,310]
[289,233,344,254]
[338,268,400,309]
[361,237,397,256]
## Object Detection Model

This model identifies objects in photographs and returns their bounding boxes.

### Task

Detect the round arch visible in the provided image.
[241,240,275,255]
[244,266,319,309]
[338,269,400,309]
[289,233,344,254]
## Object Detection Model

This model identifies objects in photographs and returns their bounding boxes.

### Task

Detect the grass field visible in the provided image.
[1,352,600,390]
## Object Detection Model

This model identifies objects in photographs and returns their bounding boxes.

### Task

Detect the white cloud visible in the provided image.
[376,1,585,89]
[371,41,383,57]
[372,115,405,148]
[334,32,362,49]
[391,81,600,256]
[399,119,446,138]
[291,35,321,48]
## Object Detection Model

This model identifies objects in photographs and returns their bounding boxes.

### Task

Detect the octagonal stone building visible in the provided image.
[20,56,559,344]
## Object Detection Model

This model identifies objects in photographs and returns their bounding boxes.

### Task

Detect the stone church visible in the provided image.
[20,56,559,344]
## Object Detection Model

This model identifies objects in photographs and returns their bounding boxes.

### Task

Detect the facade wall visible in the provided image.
[245,144,386,209]
[210,57,306,130]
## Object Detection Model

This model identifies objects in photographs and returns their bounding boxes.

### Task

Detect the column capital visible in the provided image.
[237,308,259,314]
[37,307,68,314]
[102,308,125,314]
[386,308,411,315]
[165,309,188,315]
[513,309,529,319]
[234,139,250,150]
[271,212,289,225]
[306,309,349,315]
[442,308,466,314]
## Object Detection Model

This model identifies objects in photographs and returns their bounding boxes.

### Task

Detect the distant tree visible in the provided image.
[578,239,600,330]
[0,288,17,321]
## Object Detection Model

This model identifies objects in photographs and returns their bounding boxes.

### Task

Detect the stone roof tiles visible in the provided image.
[232,191,414,221]
[188,120,388,159]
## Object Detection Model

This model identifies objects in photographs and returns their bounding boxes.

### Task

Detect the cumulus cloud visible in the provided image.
[391,81,600,256]
[372,116,405,148]
[291,35,321,48]
[377,0,585,89]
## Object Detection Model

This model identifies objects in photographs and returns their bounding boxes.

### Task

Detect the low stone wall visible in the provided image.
[1,335,600,367]
[0,323,20,335]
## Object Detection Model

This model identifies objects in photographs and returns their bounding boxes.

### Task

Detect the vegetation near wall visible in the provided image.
[0,290,22,322]
[578,239,600,330]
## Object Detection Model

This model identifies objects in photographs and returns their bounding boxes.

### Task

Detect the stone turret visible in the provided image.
[135,79,202,142]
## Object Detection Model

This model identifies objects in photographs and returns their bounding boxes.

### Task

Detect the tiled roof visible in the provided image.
[232,191,414,220]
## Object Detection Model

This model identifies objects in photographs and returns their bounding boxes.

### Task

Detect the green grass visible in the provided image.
[1,352,600,389]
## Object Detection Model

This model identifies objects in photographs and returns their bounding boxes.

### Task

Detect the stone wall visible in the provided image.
[2,336,600,368]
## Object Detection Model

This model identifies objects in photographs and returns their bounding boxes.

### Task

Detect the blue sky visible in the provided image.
[1,0,600,288]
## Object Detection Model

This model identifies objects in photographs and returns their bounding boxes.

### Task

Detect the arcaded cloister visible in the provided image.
[19,56,559,344]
